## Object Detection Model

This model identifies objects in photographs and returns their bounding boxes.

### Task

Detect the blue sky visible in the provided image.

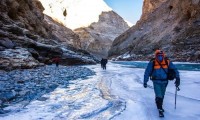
[104,0,143,25]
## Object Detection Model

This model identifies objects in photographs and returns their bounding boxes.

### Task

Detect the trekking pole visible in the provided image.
[175,86,180,109]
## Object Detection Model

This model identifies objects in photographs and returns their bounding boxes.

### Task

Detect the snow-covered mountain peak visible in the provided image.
[39,0,112,30]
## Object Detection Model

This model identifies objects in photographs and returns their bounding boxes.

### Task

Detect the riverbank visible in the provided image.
[0,65,95,113]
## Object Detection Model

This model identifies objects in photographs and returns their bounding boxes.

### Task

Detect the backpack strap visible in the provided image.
[150,57,170,80]
[150,58,155,76]
[155,59,168,75]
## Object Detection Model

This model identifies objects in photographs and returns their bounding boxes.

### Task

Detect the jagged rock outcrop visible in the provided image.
[39,0,130,59]
[74,11,129,58]
[0,0,97,71]
[109,0,200,62]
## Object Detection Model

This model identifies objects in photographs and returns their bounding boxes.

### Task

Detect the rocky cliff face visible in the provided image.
[74,11,129,58]
[39,0,130,59]
[109,0,200,62]
[0,0,97,71]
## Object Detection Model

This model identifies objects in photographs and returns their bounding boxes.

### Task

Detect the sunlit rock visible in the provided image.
[39,0,112,30]
[74,11,130,59]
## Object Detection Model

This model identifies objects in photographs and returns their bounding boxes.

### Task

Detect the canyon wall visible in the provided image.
[0,0,97,71]
[39,0,130,59]
[109,0,200,62]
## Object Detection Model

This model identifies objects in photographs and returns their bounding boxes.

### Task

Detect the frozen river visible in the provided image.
[1,62,200,120]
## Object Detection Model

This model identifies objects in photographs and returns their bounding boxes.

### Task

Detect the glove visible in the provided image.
[143,83,147,88]
[175,77,180,87]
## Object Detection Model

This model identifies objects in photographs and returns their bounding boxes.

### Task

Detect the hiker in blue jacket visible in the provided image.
[143,50,180,117]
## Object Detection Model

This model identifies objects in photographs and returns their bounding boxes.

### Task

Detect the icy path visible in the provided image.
[102,63,200,120]
[1,62,200,120]
[87,62,200,120]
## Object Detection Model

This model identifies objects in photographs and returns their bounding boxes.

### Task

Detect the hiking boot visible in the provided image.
[159,109,164,117]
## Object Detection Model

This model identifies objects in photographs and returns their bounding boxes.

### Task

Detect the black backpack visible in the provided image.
[151,58,176,80]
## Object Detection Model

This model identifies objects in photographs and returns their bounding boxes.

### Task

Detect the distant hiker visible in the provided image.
[52,56,60,67]
[101,58,104,68]
[101,58,108,70]
[143,50,180,117]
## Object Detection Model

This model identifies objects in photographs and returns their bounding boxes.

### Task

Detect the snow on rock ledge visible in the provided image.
[0,48,41,71]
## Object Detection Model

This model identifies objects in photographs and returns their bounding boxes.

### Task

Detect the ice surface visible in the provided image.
[1,62,200,120]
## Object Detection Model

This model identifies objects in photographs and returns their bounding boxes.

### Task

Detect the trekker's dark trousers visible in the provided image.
[153,81,168,110]
[153,81,168,98]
